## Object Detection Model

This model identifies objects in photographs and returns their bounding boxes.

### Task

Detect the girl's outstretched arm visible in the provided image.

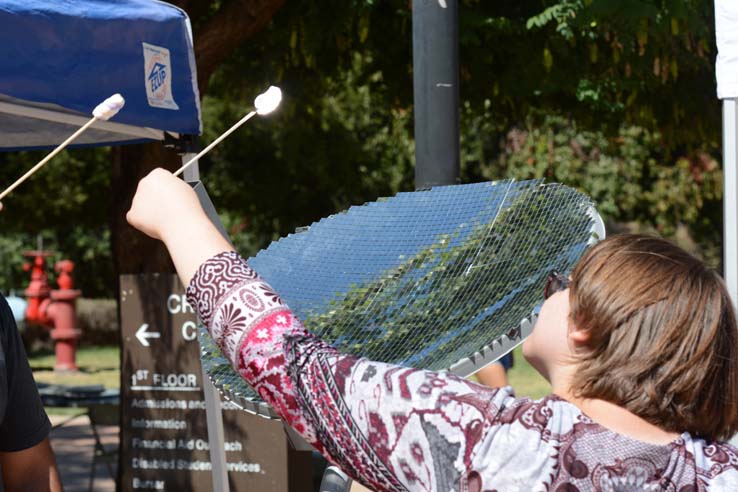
[127,169,508,492]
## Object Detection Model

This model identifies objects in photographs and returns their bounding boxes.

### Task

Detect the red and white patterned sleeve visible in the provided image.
[186,251,510,492]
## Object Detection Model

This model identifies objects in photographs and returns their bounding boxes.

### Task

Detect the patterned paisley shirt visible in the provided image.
[186,251,738,492]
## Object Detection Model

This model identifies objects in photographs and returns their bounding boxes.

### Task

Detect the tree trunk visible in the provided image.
[110,142,181,276]
[193,0,287,93]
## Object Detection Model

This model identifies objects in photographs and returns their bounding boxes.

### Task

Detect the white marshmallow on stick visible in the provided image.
[92,93,125,120]
[254,86,282,115]
[173,86,282,178]
[0,94,125,201]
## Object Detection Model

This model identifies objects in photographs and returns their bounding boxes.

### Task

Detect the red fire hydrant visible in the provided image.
[24,251,82,372]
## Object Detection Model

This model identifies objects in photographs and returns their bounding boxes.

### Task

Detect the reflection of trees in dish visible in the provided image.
[200,180,598,408]
[303,183,595,371]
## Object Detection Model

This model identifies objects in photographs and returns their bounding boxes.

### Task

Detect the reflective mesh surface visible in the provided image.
[200,179,602,416]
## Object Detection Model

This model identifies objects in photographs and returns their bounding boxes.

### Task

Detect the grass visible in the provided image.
[468,346,551,398]
[506,346,551,399]
[29,346,120,416]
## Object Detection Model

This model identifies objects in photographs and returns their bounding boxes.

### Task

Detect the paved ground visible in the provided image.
[49,414,118,492]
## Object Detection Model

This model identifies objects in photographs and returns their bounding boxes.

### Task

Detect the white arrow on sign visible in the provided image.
[135,323,161,347]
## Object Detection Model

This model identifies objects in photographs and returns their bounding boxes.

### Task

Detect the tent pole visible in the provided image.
[182,153,200,182]
[723,100,738,307]
[182,153,230,491]
[202,367,229,491]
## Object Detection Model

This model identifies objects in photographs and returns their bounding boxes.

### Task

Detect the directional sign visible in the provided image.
[135,323,161,347]
[119,274,312,492]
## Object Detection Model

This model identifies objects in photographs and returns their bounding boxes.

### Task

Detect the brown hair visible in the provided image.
[568,234,738,441]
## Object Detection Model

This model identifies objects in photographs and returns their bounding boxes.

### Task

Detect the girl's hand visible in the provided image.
[126,168,206,242]
[126,168,233,285]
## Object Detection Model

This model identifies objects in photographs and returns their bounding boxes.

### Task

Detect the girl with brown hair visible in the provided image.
[127,169,738,491]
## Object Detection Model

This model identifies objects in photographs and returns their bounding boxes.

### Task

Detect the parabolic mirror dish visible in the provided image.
[200,179,604,416]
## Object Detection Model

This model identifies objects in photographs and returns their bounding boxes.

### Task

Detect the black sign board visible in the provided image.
[120,273,311,491]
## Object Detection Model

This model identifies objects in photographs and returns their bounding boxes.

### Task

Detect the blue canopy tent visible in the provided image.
[0,0,202,150]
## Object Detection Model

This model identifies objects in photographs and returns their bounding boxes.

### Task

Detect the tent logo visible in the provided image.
[142,42,179,110]
[148,62,167,93]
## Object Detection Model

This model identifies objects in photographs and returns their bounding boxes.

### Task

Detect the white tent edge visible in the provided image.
[715,0,738,446]
[716,0,738,306]
[0,99,169,142]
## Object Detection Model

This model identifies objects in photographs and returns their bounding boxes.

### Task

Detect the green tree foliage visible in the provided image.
[201,53,414,252]
[462,111,723,264]
[246,1,717,148]
[0,149,113,296]
[454,0,715,151]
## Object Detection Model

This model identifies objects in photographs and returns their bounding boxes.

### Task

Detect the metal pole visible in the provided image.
[202,375,229,490]
[181,152,200,183]
[724,100,738,307]
[722,101,738,448]
[412,0,460,190]
[181,153,230,491]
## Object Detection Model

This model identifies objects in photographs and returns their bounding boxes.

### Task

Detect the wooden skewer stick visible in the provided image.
[173,86,282,178]
[0,118,97,201]
[173,111,256,178]
[0,94,125,201]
